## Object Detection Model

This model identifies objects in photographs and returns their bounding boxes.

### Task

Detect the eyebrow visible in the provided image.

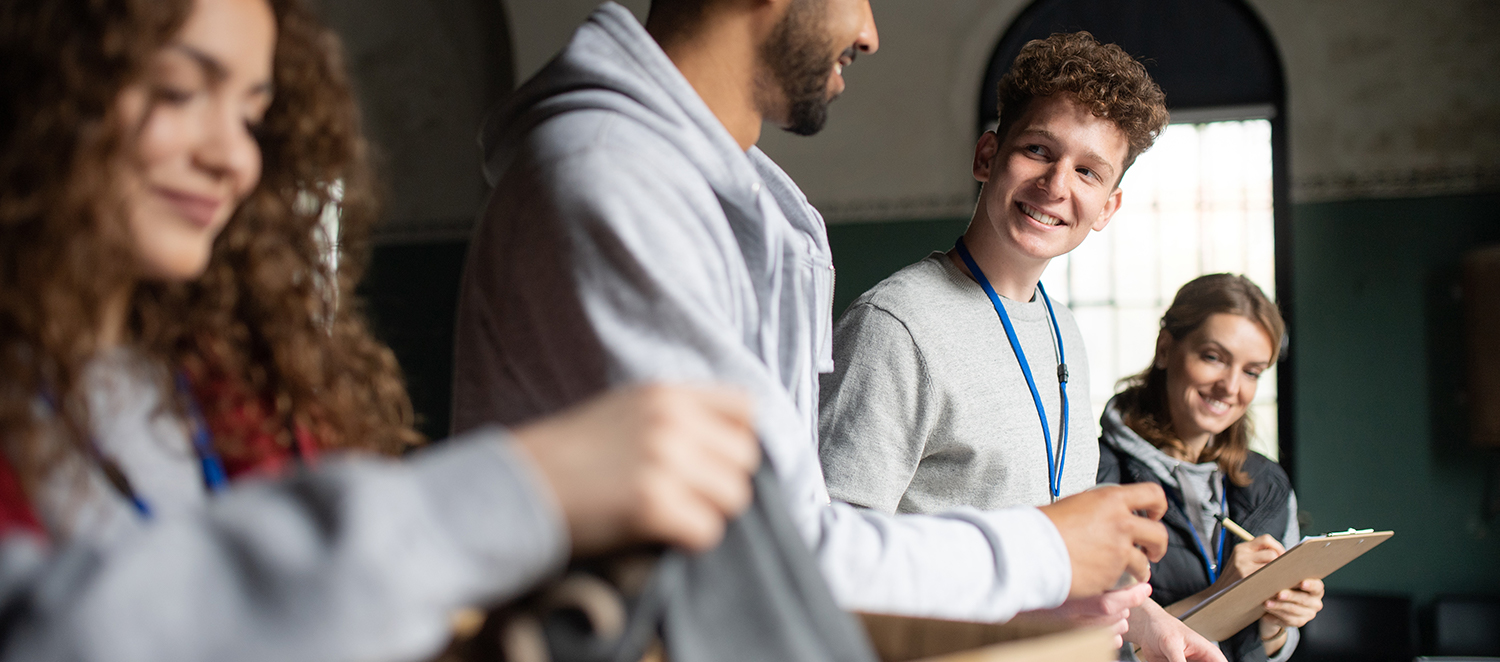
[1015,128,1117,179]
[167,43,274,96]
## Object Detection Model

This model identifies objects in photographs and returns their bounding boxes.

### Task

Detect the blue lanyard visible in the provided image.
[954,238,1070,501]
[1166,476,1228,583]
[174,371,230,495]
[41,372,229,520]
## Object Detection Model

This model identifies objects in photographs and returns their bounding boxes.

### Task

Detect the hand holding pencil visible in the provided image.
[1211,515,1327,638]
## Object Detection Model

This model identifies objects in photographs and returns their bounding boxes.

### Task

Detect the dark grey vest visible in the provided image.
[1098,443,1293,662]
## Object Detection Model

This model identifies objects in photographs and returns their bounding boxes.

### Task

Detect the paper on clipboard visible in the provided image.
[1179,529,1393,642]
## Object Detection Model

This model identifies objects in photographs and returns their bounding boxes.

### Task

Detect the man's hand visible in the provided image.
[1039,483,1169,597]
[1126,599,1228,662]
[1009,582,1152,648]
[511,384,759,556]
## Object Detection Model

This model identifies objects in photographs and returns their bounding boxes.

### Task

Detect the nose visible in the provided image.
[1216,368,1241,398]
[1037,162,1067,199]
[856,1,879,54]
[196,100,262,196]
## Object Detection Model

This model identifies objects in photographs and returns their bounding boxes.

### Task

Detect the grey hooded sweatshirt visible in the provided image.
[0,350,567,662]
[452,2,1069,622]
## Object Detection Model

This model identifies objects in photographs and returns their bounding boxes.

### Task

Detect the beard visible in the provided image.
[760,0,838,136]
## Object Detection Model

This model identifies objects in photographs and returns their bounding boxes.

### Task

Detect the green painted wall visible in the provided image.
[360,240,468,440]
[1289,192,1500,603]
[827,218,970,316]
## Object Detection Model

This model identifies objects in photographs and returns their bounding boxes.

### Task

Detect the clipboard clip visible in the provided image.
[1327,528,1376,537]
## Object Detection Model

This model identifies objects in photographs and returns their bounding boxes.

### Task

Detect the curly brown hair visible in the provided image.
[0,0,421,497]
[1114,274,1285,487]
[995,31,1168,180]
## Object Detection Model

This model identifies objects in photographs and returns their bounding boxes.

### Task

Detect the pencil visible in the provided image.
[1216,514,1255,542]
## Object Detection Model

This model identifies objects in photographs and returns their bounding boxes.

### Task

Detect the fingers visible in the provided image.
[1256,534,1286,555]
[1184,633,1228,662]
[1117,482,1168,520]
[633,466,726,552]
[630,385,758,549]
[1126,512,1169,562]
[654,411,755,519]
[515,383,761,557]
[1262,583,1324,628]
[1043,485,1169,596]
[1300,578,1326,597]
[667,386,760,474]
[1125,546,1153,584]
[679,383,757,428]
[1100,582,1154,613]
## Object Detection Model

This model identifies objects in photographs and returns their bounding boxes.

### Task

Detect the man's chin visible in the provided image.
[780,106,829,136]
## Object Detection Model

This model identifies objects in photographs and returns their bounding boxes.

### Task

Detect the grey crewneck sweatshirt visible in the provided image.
[820,253,1098,513]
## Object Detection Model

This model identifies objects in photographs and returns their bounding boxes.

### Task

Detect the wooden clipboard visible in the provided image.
[1179,529,1393,641]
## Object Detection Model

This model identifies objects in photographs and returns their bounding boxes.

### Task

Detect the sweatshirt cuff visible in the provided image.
[945,506,1072,616]
[408,427,569,604]
[1266,625,1299,662]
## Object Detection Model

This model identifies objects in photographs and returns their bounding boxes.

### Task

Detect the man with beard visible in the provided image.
[453,1,1200,648]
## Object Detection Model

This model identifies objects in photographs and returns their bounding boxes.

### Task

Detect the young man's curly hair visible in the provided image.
[995,31,1169,179]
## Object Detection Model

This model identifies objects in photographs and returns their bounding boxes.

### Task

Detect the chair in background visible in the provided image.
[1427,594,1500,658]
[1288,592,1415,662]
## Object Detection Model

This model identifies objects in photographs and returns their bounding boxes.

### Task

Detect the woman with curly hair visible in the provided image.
[1098,274,1324,661]
[0,0,758,659]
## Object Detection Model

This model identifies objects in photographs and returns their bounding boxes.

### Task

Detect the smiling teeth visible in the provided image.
[835,62,843,75]
[1020,203,1063,226]
[1204,398,1231,414]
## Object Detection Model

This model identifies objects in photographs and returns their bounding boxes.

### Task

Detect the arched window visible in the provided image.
[980,0,1296,473]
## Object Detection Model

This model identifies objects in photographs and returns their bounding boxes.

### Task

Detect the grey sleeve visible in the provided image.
[456,142,1072,621]
[818,303,933,514]
[0,429,568,662]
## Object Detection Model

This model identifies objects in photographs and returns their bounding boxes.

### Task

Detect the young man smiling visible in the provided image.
[819,33,1224,660]
[452,0,1190,643]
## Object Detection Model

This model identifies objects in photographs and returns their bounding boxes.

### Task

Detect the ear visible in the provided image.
[973,131,1000,183]
[1091,186,1124,232]
[1153,328,1173,369]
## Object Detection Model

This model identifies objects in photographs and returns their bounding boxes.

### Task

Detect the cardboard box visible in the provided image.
[859,613,1117,662]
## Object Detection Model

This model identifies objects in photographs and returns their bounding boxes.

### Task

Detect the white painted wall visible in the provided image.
[501,0,1500,220]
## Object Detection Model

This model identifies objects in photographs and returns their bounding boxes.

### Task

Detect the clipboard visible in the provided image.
[1179,529,1393,641]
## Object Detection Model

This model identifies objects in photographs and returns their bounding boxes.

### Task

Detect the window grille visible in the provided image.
[1040,118,1279,458]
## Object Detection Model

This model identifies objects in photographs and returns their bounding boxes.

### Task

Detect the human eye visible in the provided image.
[1076,166,1099,181]
[241,93,273,139]
[1200,351,1222,364]
[151,84,196,106]
[1025,144,1047,157]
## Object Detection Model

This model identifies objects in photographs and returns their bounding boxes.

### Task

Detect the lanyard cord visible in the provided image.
[1166,476,1229,583]
[954,238,1069,501]
[40,372,230,520]
[174,371,229,494]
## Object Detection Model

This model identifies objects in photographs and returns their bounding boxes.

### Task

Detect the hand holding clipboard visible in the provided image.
[1175,526,1393,642]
